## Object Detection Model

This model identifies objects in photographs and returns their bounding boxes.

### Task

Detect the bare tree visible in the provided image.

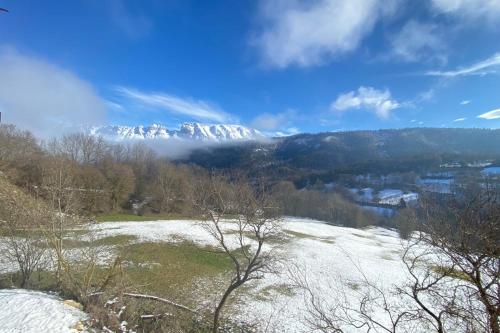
[39,156,81,285]
[101,159,135,211]
[295,188,500,333]
[193,174,282,333]
[45,133,108,165]
[0,176,50,287]
[417,188,500,333]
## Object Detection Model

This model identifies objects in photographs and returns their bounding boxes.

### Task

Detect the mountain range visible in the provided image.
[90,123,263,142]
[90,125,500,181]
[184,128,500,183]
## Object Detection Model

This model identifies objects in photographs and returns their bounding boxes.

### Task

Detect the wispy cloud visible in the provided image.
[331,86,401,119]
[115,86,234,123]
[425,53,500,77]
[109,0,153,38]
[460,100,471,105]
[0,47,106,137]
[453,117,467,122]
[253,0,400,68]
[389,20,446,63]
[105,100,124,111]
[477,108,500,120]
[430,0,500,21]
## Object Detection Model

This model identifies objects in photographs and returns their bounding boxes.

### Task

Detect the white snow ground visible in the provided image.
[2,217,450,332]
[86,217,409,332]
[0,289,87,333]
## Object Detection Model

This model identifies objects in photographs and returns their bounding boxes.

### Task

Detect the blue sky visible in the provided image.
[0,0,500,137]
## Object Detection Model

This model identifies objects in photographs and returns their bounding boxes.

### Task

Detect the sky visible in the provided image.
[0,0,500,137]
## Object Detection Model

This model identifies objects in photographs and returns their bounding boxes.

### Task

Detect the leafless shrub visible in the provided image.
[0,196,50,288]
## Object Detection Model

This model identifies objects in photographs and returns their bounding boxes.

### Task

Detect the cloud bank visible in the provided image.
[331,86,401,119]
[0,48,106,137]
[254,0,400,68]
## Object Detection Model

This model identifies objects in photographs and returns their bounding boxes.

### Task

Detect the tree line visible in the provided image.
[0,124,380,228]
[0,124,206,217]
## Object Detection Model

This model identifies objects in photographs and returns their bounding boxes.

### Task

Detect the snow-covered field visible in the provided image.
[86,217,408,332]
[0,217,424,332]
[0,289,87,333]
[377,189,418,205]
[349,187,418,206]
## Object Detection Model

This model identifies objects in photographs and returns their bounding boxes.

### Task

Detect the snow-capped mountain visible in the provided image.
[90,123,264,142]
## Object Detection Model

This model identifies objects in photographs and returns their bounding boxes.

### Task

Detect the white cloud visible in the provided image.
[254,0,400,68]
[0,47,106,137]
[390,20,446,63]
[331,86,401,119]
[453,117,467,122]
[430,0,500,21]
[115,87,233,123]
[477,108,500,120]
[425,53,500,77]
[250,110,300,136]
[460,100,471,105]
[274,128,301,137]
[250,110,297,130]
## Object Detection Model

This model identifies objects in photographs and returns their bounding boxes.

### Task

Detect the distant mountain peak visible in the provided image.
[90,123,264,142]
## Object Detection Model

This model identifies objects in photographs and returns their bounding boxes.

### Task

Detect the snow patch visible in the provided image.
[0,289,87,333]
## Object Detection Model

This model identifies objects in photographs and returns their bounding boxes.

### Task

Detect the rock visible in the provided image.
[64,299,84,310]
[72,321,86,331]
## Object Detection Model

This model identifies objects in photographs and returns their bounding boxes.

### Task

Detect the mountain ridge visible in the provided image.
[185,127,500,180]
[90,123,264,142]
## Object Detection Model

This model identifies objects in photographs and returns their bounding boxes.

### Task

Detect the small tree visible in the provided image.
[39,156,81,285]
[0,177,50,287]
[193,174,282,333]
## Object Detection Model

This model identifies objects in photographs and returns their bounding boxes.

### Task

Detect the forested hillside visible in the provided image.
[187,128,500,176]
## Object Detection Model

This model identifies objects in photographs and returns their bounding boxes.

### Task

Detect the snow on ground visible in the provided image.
[377,189,419,205]
[349,188,418,206]
[87,219,250,250]
[234,218,408,332]
[0,217,418,332]
[86,217,409,332]
[0,289,87,333]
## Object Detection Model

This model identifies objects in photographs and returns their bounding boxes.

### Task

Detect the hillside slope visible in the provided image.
[186,128,500,176]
